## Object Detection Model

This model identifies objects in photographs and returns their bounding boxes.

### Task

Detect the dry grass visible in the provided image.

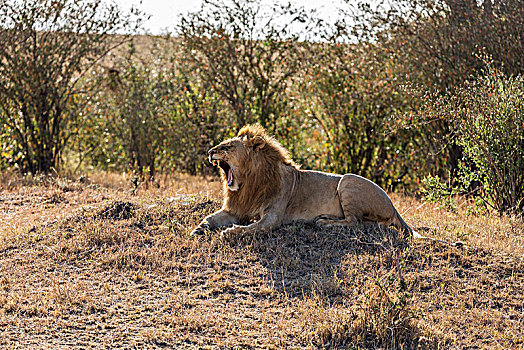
[1,172,523,349]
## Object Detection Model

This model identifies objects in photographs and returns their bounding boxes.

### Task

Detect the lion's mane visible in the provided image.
[223,124,298,220]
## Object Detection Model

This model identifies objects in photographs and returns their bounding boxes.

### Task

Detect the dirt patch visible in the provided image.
[97,201,136,220]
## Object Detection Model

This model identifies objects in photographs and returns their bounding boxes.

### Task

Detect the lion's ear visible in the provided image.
[250,135,266,151]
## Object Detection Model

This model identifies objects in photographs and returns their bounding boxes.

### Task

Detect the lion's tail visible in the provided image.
[392,208,423,239]
[393,208,463,247]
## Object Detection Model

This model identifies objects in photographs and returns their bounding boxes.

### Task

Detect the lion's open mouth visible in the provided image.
[218,161,234,187]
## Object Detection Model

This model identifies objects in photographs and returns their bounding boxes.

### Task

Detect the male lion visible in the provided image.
[191,124,428,240]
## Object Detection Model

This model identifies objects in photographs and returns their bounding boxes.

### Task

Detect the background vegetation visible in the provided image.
[1,0,523,214]
[1,1,523,348]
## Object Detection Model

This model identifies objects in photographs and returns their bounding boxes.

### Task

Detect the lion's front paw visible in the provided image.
[220,225,244,239]
[190,223,211,237]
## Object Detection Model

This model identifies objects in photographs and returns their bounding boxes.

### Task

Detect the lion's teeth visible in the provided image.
[227,168,233,185]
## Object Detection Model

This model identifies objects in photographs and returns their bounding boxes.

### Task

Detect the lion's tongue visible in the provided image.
[227,168,233,186]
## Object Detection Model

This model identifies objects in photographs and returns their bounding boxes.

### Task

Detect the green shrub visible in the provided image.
[78,45,176,177]
[299,41,428,190]
[421,174,458,212]
[420,66,524,214]
[77,39,233,177]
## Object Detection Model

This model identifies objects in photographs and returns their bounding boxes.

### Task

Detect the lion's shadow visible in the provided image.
[226,221,410,302]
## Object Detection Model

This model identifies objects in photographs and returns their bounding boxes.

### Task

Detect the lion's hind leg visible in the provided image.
[336,174,394,228]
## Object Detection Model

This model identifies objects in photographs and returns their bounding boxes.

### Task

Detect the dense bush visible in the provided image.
[177,0,312,131]
[0,0,142,173]
[79,49,175,177]
[350,0,524,89]
[301,42,417,188]
[73,0,315,177]
[344,0,524,182]
[419,66,524,214]
[77,40,231,176]
[1,0,523,208]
